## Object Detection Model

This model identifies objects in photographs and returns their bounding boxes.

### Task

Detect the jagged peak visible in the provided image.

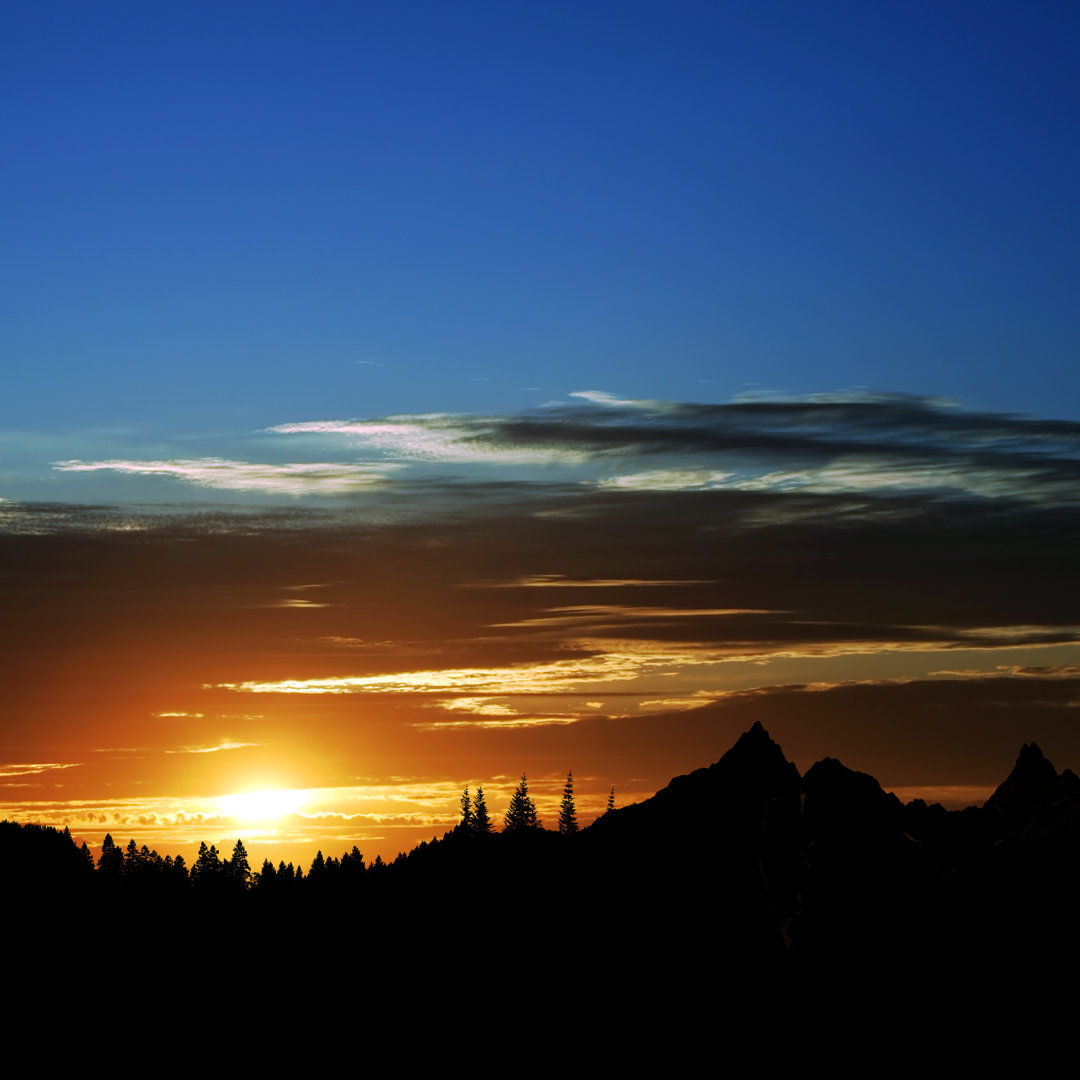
[812,760,851,777]
[985,739,1061,828]
[804,755,888,793]
[1001,741,1057,783]
[723,721,787,761]
[802,755,902,824]
[1016,741,1048,765]
[711,722,799,781]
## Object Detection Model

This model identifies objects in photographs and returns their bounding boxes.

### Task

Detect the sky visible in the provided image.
[2,2,1078,868]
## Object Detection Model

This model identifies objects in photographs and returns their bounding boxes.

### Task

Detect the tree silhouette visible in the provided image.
[473,786,492,834]
[228,839,251,886]
[558,770,578,834]
[503,773,541,832]
[460,785,475,832]
[606,786,616,813]
[98,833,125,878]
[191,841,223,886]
[255,858,277,889]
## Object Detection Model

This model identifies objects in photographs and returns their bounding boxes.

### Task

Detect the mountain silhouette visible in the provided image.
[985,740,1080,837]
[5,723,1080,987]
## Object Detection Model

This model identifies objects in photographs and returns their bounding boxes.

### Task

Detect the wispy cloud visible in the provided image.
[409,717,579,731]
[596,469,732,491]
[209,649,719,696]
[163,742,260,755]
[266,417,585,465]
[0,762,80,779]
[256,392,1080,505]
[568,390,665,410]
[490,604,775,629]
[53,459,404,495]
[467,574,715,588]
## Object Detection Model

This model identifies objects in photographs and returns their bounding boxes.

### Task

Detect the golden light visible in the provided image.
[219,788,307,823]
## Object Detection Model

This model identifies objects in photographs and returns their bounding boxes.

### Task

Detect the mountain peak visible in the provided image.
[985,740,1061,830]
[735,720,772,747]
[802,755,903,828]
[589,723,800,837]
[1017,741,1047,765]
[705,722,801,803]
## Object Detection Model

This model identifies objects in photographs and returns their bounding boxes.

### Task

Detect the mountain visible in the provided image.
[579,723,1080,969]
[6,723,1079,980]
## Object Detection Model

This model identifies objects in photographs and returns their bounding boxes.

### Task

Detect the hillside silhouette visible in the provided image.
[6,722,1080,988]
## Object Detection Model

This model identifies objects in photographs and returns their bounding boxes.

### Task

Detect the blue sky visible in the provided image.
[3,1,1078,475]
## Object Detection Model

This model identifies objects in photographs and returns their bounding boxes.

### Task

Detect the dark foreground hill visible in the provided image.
[6,722,1080,994]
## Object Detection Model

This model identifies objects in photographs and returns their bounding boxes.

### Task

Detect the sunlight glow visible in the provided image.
[219,788,307,823]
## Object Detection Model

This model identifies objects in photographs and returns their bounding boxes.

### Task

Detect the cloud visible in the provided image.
[257,392,1080,506]
[465,575,715,588]
[266,417,585,465]
[409,717,579,731]
[209,648,726,696]
[52,458,404,495]
[490,604,776,630]
[568,390,664,410]
[205,619,1080,704]
[163,742,260,755]
[596,469,733,491]
[0,762,80,778]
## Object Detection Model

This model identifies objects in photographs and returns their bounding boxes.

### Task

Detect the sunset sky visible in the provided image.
[3,2,1079,869]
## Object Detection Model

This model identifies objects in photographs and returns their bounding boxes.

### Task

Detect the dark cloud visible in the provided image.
[251,393,1080,507]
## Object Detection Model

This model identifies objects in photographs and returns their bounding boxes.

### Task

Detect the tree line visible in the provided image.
[1,768,617,896]
[461,769,615,836]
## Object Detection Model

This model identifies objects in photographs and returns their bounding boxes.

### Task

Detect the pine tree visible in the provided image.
[228,838,251,886]
[256,858,277,889]
[503,773,541,833]
[606,786,616,813]
[558,770,578,834]
[473,786,492,834]
[460,785,475,832]
[98,833,125,877]
[191,842,223,886]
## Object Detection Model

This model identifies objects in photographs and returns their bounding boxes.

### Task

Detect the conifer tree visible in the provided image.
[558,770,578,834]
[503,773,541,832]
[606,786,616,813]
[460,785,475,831]
[473,786,492,834]
[228,838,251,886]
[98,833,125,877]
[191,841,223,886]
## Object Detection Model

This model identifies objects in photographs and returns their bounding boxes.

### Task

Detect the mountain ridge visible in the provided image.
[5,722,1079,977]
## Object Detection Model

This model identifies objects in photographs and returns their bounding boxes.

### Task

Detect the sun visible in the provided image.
[220,788,306,823]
